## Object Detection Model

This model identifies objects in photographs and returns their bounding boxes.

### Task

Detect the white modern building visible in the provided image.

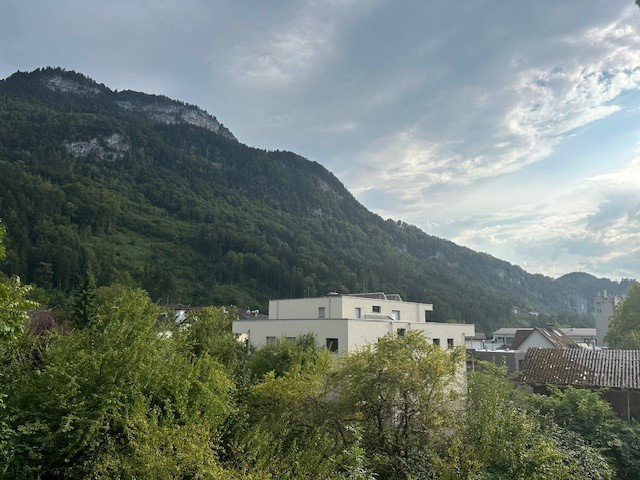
[595,291,622,347]
[233,292,475,355]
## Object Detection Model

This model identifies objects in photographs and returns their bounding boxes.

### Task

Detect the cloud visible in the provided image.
[446,155,640,278]
[229,15,335,88]
[332,5,640,278]
[350,7,640,194]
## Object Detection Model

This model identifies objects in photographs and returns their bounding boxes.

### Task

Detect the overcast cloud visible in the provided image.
[1,0,639,279]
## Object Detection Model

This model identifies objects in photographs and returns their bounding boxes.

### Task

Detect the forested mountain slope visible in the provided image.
[0,68,633,333]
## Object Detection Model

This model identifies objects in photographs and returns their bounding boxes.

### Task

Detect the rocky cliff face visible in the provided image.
[43,75,103,97]
[64,133,130,161]
[116,99,236,140]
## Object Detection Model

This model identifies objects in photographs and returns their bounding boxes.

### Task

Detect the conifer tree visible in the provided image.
[72,269,97,329]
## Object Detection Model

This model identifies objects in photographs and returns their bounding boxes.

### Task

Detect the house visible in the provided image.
[511,326,579,352]
[519,348,640,420]
[232,292,475,355]
[492,327,597,348]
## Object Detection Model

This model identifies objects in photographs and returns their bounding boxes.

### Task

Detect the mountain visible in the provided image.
[0,67,634,334]
[557,272,634,313]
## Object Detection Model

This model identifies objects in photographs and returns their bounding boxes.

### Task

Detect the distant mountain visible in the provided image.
[0,67,634,334]
[556,272,633,313]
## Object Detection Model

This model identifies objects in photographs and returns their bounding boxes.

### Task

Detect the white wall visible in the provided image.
[340,296,433,322]
[269,295,433,322]
[234,318,350,354]
[411,322,474,348]
[269,297,342,320]
[234,317,474,354]
[516,332,554,352]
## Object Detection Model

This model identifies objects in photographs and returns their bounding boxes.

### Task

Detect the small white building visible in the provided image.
[511,326,579,352]
[233,292,475,355]
[492,327,597,348]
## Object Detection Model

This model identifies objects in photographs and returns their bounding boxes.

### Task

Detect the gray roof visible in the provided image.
[363,313,394,320]
[519,348,640,390]
[560,328,597,337]
[493,328,531,336]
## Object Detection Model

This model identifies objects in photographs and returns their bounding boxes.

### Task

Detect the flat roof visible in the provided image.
[492,327,596,336]
[271,293,432,305]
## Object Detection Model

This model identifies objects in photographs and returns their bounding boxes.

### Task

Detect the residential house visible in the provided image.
[492,327,596,348]
[511,326,579,352]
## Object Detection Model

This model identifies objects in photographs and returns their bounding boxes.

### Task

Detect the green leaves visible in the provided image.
[606,283,640,349]
[0,225,37,343]
[1,286,235,478]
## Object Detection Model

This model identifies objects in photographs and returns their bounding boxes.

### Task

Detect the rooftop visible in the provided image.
[519,348,640,390]
[342,292,403,301]
[512,327,578,350]
[493,327,596,337]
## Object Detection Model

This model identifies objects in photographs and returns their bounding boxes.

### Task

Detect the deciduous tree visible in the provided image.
[606,283,640,349]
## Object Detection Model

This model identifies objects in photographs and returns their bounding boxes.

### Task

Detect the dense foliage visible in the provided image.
[0,67,635,337]
[2,288,638,478]
[606,283,640,349]
[0,222,638,479]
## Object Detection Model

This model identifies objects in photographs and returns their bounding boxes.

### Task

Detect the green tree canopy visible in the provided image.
[606,283,640,349]
[0,224,36,343]
[1,285,236,478]
[332,331,464,479]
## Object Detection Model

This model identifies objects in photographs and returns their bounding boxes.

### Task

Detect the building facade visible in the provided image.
[233,292,475,355]
[595,291,622,347]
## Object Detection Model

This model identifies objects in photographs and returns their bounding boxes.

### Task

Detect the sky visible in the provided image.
[1,0,640,280]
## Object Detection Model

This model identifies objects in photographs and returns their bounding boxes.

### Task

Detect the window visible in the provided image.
[326,338,339,353]
[318,307,326,318]
[355,307,361,319]
[397,328,406,337]
[391,310,400,321]
[432,338,440,346]
[266,336,276,346]
[447,338,454,349]
[286,337,296,344]
[373,305,381,313]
